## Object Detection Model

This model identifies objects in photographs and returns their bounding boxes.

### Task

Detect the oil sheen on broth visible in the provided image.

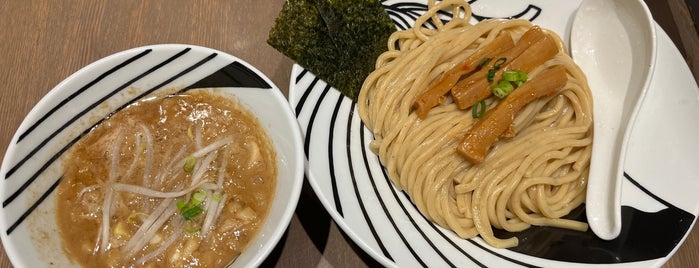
[56,90,277,267]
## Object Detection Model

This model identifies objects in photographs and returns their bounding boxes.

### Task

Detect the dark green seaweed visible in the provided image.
[267,0,395,99]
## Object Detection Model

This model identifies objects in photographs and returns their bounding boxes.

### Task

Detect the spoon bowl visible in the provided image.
[570,0,657,240]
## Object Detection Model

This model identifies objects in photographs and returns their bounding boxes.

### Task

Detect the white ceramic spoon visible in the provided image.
[570,0,657,240]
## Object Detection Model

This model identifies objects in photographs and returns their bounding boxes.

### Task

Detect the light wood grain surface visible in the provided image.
[0,1,697,267]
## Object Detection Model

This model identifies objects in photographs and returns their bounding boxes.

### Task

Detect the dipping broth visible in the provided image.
[56,90,277,267]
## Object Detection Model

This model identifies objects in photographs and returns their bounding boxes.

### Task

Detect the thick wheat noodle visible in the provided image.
[425,155,462,224]
[402,115,465,195]
[358,0,593,248]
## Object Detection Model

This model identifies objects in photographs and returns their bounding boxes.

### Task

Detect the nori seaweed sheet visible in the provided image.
[267,0,395,99]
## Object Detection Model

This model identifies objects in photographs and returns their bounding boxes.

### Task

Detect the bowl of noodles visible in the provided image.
[290,0,699,267]
[0,44,304,267]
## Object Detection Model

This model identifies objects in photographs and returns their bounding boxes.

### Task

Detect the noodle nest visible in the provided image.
[357,0,593,248]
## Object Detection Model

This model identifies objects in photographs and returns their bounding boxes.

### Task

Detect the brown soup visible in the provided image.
[56,90,276,267]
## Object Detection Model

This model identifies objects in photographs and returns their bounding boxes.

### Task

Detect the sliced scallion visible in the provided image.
[177,189,208,220]
[487,69,497,82]
[212,192,223,202]
[492,80,515,98]
[502,70,519,81]
[503,70,527,83]
[191,190,206,206]
[517,70,528,81]
[183,156,197,172]
[176,200,187,210]
[493,57,507,69]
[477,57,492,69]
[472,100,487,118]
[182,206,203,220]
[486,58,508,83]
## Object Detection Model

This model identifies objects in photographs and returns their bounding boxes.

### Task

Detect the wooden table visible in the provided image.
[0,1,697,267]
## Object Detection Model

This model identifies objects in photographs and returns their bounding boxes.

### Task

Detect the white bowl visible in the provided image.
[0,44,304,267]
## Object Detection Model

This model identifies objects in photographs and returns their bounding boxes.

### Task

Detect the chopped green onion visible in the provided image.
[492,80,515,98]
[183,220,200,234]
[486,58,508,83]
[493,69,527,97]
[183,156,197,172]
[191,190,206,206]
[515,70,528,86]
[177,189,209,220]
[472,100,487,118]
[493,57,507,69]
[477,57,492,68]
[185,227,200,235]
[176,200,187,210]
[517,70,528,81]
[487,69,497,82]
[502,70,519,81]
[212,192,222,202]
[503,70,528,83]
[182,205,203,220]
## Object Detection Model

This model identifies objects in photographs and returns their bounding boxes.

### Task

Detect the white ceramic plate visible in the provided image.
[0,44,305,267]
[289,0,699,267]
